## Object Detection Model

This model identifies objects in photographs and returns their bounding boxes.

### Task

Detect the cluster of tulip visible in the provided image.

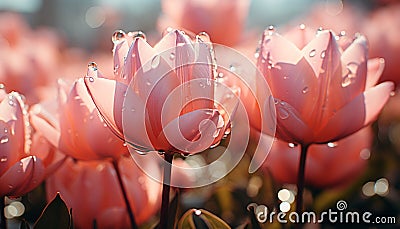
[1,0,400,228]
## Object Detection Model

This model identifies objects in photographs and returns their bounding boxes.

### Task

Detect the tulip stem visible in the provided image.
[295,144,309,228]
[159,153,173,229]
[112,160,138,229]
[1,196,6,229]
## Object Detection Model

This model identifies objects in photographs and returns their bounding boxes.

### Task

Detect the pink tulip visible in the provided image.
[158,0,250,46]
[84,29,234,156]
[0,88,61,197]
[262,127,372,188]
[255,26,394,145]
[30,79,128,160]
[46,156,163,229]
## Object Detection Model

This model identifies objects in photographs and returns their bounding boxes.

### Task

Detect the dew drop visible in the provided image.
[146,80,152,86]
[327,142,337,148]
[283,75,288,80]
[288,143,296,148]
[136,150,148,155]
[217,72,224,78]
[158,151,164,155]
[169,52,175,60]
[0,156,7,162]
[254,52,260,59]
[266,25,275,35]
[199,82,205,88]
[320,50,326,58]
[196,32,210,43]
[390,91,395,97]
[302,86,309,94]
[0,84,4,89]
[0,136,9,144]
[87,62,98,71]
[113,64,119,74]
[112,30,126,43]
[8,185,13,189]
[299,24,306,30]
[341,75,352,88]
[229,64,236,72]
[309,49,316,57]
[278,107,289,120]
[151,55,160,69]
[88,77,94,82]
[129,31,146,40]
[8,99,15,107]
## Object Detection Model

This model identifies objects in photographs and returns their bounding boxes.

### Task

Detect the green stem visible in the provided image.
[112,160,138,229]
[1,196,6,229]
[159,153,173,229]
[295,144,309,228]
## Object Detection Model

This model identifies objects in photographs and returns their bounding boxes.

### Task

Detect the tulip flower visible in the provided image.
[256,27,393,145]
[0,87,64,198]
[254,26,393,216]
[30,79,128,160]
[262,127,371,189]
[158,0,250,46]
[83,29,236,228]
[84,29,234,156]
[46,156,163,229]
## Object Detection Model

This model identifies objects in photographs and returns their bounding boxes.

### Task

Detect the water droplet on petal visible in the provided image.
[112,30,126,43]
[299,24,305,30]
[129,31,146,40]
[288,143,296,148]
[341,75,352,87]
[320,50,326,58]
[283,75,288,80]
[196,32,210,42]
[8,185,13,189]
[217,72,224,78]
[278,107,289,120]
[87,62,98,71]
[199,82,205,88]
[151,55,160,69]
[146,80,152,86]
[88,77,94,82]
[390,91,395,97]
[158,151,164,155]
[309,49,316,57]
[302,86,309,94]
[113,64,119,74]
[0,156,7,162]
[229,64,236,72]
[0,84,4,89]
[1,136,9,144]
[327,142,337,148]
[169,52,175,60]
[267,25,275,35]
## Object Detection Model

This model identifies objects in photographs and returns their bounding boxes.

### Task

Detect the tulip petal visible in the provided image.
[0,156,45,197]
[160,109,220,154]
[365,58,385,89]
[316,82,394,142]
[84,76,126,140]
[30,111,60,149]
[123,37,156,84]
[274,99,314,144]
[0,93,26,174]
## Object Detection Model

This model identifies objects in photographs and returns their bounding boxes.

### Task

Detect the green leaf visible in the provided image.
[178,209,231,229]
[33,193,72,229]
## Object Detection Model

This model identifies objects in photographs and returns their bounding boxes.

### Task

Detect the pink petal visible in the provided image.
[159,109,220,154]
[365,58,385,89]
[84,76,126,140]
[283,24,316,49]
[340,35,368,96]
[29,111,60,149]
[0,156,45,197]
[274,99,314,144]
[0,93,26,174]
[123,37,156,84]
[316,81,394,142]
